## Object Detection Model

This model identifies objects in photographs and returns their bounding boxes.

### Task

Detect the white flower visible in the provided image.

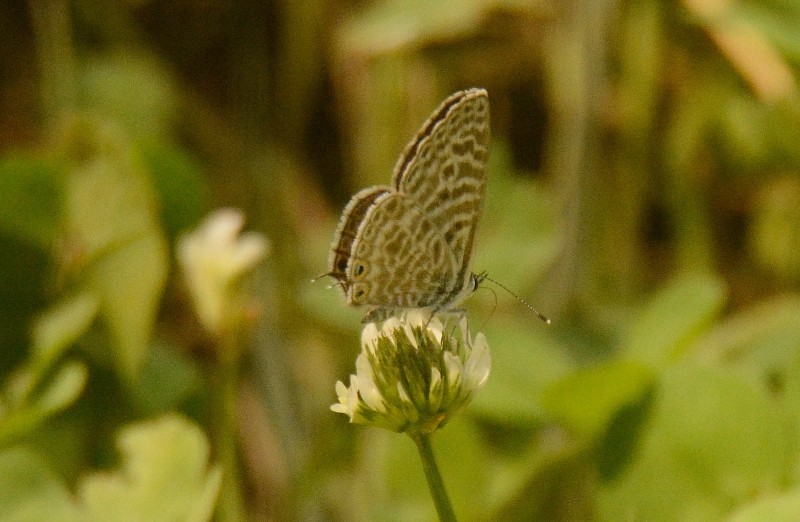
[177,208,269,336]
[330,312,491,434]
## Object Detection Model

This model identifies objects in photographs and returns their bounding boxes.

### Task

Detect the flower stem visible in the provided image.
[213,338,246,522]
[410,432,457,522]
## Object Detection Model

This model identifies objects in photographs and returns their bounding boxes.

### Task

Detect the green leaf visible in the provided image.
[0,416,220,522]
[621,273,727,369]
[131,340,204,415]
[59,117,168,382]
[31,362,88,418]
[725,490,800,522]
[539,359,652,436]
[749,177,800,282]
[31,293,98,370]
[0,362,88,447]
[0,294,95,409]
[0,295,93,445]
[0,155,64,249]
[0,447,81,522]
[599,365,790,522]
[691,295,800,445]
[136,141,208,242]
[82,235,167,381]
[596,385,655,482]
[470,319,572,424]
[689,295,800,372]
[78,414,221,522]
[657,365,789,490]
[77,51,178,141]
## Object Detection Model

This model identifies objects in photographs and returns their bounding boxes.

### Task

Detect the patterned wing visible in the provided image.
[328,186,390,291]
[345,193,462,309]
[391,88,490,288]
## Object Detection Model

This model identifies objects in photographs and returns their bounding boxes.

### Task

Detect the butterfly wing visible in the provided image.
[391,88,490,292]
[345,192,461,309]
[328,186,390,291]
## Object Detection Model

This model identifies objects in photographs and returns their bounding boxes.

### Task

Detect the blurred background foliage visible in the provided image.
[1,0,800,520]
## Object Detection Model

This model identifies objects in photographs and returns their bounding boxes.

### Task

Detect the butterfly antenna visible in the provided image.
[311,272,345,290]
[477,272,551,325]
[310,272,331,284]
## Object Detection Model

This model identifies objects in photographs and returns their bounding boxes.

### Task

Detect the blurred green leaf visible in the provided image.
[0,447,81,522]
[81,236,167,382]
[0,416,220,522]
[539,360,652,437]
[31,293,97,370]
[729,1,800,60]
[77,51,178,140]
[339,0,537,56]
[137,141,208,242]
[476,144,558,294]
[31,362,88,419]
[621,273,727,369]
[470,319,571,424]
[599,364,790,521]
[690,294,800,371]
[750,176,800,282]
[0,155,64,249]
[59,117,168,382]
[131,340,204,415]
[0,362,88,447]
[690,295,800,437]
[596,385,655,482]
[725,490,800,522]
[78,414,221,522]
[0,296,94,446]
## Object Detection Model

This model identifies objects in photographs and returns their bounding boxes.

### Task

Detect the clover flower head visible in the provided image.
[331,310,490,434]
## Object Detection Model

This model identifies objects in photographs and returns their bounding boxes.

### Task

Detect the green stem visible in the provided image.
[410,432,457,522]
[213,337,246,522]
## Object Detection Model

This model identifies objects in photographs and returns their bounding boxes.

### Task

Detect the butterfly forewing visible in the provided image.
[392,89,490,285]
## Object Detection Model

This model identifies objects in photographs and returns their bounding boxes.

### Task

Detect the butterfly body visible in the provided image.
[328,88,490,322]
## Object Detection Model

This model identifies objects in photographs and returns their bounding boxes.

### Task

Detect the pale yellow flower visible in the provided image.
[177,208,268,336]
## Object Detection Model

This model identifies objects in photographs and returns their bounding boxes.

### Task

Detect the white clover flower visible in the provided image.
[177,208,269,337]
[331,311,491,434]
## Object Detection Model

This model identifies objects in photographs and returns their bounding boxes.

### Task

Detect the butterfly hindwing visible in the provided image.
[346,193,459,308]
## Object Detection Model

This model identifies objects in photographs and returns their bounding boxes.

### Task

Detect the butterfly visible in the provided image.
[327,88,490,323]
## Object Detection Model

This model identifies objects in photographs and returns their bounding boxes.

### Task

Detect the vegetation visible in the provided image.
[1,0,800,520]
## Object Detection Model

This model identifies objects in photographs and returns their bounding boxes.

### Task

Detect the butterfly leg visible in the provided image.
[426,307,469,329]
[361,307,394,324]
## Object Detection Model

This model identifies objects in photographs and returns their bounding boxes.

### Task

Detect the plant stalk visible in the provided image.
[410,432,457,522]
